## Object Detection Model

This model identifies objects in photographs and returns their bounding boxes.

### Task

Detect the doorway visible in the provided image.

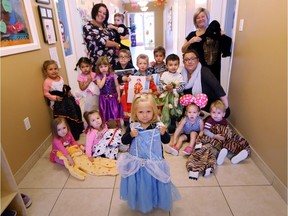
[127,12,155,67]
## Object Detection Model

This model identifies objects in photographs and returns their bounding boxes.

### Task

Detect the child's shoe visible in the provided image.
[165,145,179,156]
[195,142,202,150]
[21,193,32,208]
[188,171,199,180]
[217,148,228,165]
[231,149,248,164]
[203,168,212,177]
[182,146,193,155]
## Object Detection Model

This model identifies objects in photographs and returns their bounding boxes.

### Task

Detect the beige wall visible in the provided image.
[124,2,164,47]
[1,1,68,173]
[228,0,287,185]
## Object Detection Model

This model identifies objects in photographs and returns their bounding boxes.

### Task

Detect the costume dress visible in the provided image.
[117,123,180,213]
[77,72,99,112]
[83,22,118,71]
[96,73,124,123]
[121,70,158,120]
[158,71,185,129]
[185,20,232,82]
[43,76,84,140]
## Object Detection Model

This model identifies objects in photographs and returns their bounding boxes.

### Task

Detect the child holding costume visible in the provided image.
[50,118,82,166]
[113,49,135,86]
[165,94,207,156]
[76,57,99,112]
[83,110,119,160]
[158,54,185,133]
[95,56,124,125]
[121,54,158,123]
[42,60,84,140]
[117,94,180,214]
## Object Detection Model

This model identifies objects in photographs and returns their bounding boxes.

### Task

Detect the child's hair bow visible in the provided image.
[179,93,208,108]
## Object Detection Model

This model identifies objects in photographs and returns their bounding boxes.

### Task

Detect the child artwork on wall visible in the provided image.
[127,76,147,103]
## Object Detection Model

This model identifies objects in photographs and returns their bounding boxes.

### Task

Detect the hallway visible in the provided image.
[18,133,287,216]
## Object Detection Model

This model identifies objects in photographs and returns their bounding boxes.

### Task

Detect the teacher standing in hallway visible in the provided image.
[83,3,120,71]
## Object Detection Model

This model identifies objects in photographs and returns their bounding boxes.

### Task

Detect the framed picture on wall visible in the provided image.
[0,0,40,57]
[38,6,57,44]
[36,0,50,4]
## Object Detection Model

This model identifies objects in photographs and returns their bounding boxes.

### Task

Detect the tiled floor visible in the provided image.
[19,133,287,216]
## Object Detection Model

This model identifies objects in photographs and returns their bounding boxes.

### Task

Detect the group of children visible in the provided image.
[41,15,250,212]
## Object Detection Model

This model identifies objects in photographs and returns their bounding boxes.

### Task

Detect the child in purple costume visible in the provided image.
[95,56,124,124]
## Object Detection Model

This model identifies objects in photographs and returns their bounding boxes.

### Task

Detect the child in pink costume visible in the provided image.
[76,57,99,112]
[50,118,82,166]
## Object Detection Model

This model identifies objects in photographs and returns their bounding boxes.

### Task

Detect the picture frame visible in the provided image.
[36,0,50,4]
[0,0,40,57]
[38,6,57,44]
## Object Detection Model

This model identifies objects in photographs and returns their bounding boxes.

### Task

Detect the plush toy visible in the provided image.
[57,145,118,181]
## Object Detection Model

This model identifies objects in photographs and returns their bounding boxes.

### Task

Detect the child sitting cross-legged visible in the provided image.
[165,94,208,156]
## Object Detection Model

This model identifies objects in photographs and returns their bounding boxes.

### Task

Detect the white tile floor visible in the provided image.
[19,133,287,216]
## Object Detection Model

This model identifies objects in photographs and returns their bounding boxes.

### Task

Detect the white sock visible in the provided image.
[231,150,249,164]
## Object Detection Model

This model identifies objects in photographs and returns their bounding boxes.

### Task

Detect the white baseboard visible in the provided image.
[228,122,287,203]
[14,134,51,184]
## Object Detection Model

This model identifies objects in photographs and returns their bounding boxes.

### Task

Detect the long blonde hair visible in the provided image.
[130,94,159,124]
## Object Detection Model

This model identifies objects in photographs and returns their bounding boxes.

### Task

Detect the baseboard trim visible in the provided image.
[228,122,287,203]
[14,134,51,184]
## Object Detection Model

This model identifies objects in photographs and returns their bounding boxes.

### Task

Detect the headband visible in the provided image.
[179,93,208,108]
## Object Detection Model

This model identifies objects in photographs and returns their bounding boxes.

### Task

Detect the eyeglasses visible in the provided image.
[119,56,130,60]
[183,57,198,63]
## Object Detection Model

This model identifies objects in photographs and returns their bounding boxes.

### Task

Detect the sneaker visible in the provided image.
[182,146,193,155]
[217,148,228,165]
[203,168,212,177]
[165,145,179,156]
[188,171,199,180]
[231,150,249,164]
[21,193,32,208]
[195,143,202,150]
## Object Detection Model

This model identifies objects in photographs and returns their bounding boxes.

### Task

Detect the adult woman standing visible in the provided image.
[181,49,230,117]
[181,7,209,53]
[83,3,120,71]
[181,8,232,82]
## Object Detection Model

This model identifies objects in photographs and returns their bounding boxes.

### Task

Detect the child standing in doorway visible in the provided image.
[76,57,99,112]
[42,60,84,140]
[95,56,124,125]
[117,94,180,214]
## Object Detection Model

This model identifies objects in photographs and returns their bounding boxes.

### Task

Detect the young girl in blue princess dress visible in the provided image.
[117,94,180,214]
[95,56,124,125]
